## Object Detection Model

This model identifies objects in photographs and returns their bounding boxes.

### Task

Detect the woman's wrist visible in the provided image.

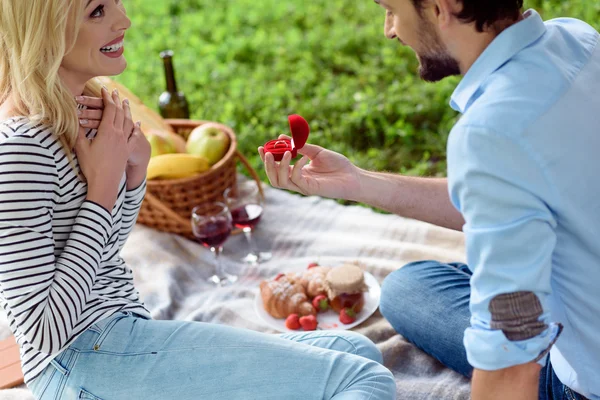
[126,162,148,190]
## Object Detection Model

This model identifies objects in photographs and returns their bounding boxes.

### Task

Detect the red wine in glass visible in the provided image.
[231,204,263,230]
[191,202,237,286]
[194,218,232,248]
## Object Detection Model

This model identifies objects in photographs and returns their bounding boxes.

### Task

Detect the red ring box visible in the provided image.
[264,114,310,162]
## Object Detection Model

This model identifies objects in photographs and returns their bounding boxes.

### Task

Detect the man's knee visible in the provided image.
[380,260,446,325]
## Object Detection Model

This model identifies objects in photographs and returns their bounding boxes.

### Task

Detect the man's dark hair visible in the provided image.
[413,0,524,32]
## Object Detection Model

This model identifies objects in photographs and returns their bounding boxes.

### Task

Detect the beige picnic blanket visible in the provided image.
[0,177,470,400]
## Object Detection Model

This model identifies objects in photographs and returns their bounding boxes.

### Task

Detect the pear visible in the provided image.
[147,130,177,158]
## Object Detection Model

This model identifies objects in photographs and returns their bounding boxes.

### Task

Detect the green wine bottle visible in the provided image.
[158,50,190,119]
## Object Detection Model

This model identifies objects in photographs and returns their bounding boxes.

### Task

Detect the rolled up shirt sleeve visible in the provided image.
[447,124,563,371]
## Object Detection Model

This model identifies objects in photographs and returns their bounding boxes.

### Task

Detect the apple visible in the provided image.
[147,130,177,158]
[186,123,230,165]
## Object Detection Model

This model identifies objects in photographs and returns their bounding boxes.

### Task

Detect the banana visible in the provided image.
[147,153,210,180]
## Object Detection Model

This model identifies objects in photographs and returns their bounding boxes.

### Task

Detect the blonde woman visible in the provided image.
[0,1,395,399]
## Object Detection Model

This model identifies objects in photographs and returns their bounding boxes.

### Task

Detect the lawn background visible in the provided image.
[117,0,599,181]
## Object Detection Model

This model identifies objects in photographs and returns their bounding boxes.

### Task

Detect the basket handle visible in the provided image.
[142,151,264,237]
[143,190,190,228]
[235,150,265,201]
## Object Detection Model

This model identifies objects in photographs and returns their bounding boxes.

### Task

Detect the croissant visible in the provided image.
[299,266,331,298]
[260,275,315,319]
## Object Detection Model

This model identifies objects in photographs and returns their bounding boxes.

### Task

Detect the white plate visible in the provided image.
[254,263,381,332]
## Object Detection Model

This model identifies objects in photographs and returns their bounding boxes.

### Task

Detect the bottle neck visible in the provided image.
[162,57,178,93]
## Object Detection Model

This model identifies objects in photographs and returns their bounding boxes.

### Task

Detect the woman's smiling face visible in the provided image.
[61,0,131,83]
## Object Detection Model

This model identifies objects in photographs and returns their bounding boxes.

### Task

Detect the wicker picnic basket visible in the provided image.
[137,119,263,240]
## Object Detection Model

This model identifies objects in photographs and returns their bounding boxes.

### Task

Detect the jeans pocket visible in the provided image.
[78,387,104,400]
[91,312,132,351]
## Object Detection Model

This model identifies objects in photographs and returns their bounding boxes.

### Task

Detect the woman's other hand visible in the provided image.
[77,91,151,190]
[76,95,103,131]
[75,87,130,211]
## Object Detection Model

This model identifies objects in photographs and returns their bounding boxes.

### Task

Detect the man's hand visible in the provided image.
[258,134,362,201]
[472,363,541,400]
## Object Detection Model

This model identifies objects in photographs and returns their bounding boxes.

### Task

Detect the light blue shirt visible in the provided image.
[447,9,600,399]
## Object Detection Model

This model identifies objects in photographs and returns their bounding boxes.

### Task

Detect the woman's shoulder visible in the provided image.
[0,116,60,151]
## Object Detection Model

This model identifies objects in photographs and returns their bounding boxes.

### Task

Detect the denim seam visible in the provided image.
[365,375,380,400]
[55,350,80,400]
[35,368,57,399]
[76,344,285,356]
[92,313,130,349]
[290,335,359,355]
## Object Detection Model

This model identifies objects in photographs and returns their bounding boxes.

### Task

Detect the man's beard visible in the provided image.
[418,54,461,82]
[415,18,461,82]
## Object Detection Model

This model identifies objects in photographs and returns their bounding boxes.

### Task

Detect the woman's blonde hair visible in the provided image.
[0,0,103,158]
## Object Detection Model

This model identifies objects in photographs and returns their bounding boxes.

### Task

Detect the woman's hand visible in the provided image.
[76,95,104,131]
[75,87,131,211]
[258,135,362,201]
[77,92,151,190]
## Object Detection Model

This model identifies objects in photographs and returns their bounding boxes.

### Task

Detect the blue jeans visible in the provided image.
[27,312,396,399]
[379,261,586,400]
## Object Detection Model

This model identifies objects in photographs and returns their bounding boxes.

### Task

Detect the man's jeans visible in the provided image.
[380,261,586,400]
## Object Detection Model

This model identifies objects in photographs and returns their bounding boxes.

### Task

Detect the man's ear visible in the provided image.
[432,0,463,29]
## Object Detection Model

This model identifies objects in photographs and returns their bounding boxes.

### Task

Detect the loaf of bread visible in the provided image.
[259,275,315,319]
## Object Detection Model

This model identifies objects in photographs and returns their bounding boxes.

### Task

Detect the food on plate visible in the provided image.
[297,265,331,298]
[146,153,210,180]
[312,295,329,313]
[285,314,301,330]
[259,275,316,319]
[339,308,357,325]
[299,315,318,331]
[186,123,231,166]
[325,264,368,314]
[260,262,370,329]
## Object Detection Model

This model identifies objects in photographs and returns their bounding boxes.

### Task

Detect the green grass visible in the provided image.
[117,0,600,181]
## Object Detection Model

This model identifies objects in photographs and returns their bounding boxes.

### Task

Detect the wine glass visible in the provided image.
[191,202,237,286]
[224,181,272,265]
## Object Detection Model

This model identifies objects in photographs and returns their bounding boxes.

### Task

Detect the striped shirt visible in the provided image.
[0,116,151,383]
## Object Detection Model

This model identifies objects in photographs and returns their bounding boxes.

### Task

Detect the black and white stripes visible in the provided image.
[0,117,150,383]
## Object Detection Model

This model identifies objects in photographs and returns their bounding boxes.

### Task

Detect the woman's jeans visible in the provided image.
[27,312,396,400]
[380,261,586,400]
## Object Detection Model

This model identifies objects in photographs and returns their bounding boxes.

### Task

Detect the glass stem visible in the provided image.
[212,246,225,280]
[243,227,258,255]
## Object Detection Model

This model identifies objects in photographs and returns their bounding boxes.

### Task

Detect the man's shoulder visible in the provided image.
[459,23,600,142]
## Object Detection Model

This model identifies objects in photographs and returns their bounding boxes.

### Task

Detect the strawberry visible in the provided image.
[285,314,301,330]
[312,295,329,312]
[339,308,357,325]
[307,262,319,269]
[299,315,318,331]
[274,273,285,281]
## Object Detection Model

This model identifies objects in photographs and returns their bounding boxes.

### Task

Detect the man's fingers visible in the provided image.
[296,143,323,159]
[290,155,309,185]
[264,152,279,187]
[278,134,291,140]
[258,147,266,162]
[75,96,104,109]
[277,151,293,188]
